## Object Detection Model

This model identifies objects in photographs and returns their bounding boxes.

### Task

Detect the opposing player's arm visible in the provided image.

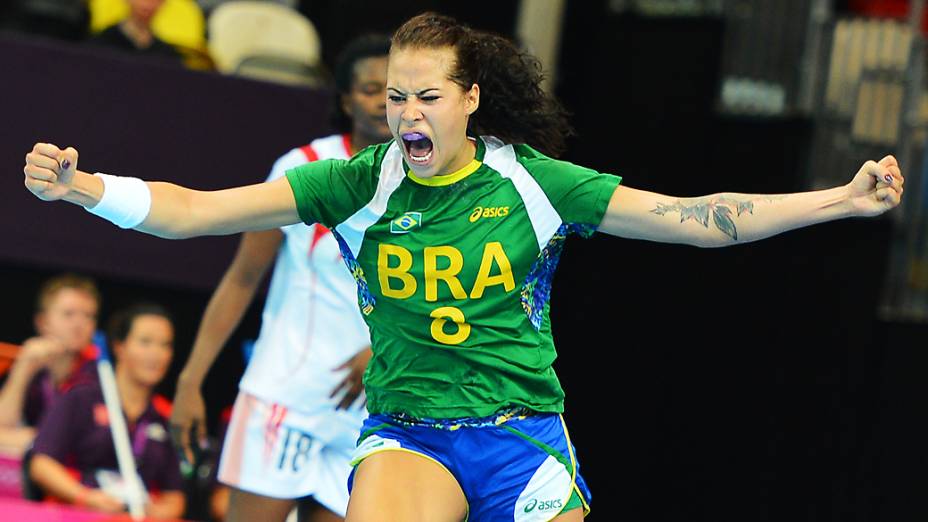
[598,156,903,247]
[172,229,282,462]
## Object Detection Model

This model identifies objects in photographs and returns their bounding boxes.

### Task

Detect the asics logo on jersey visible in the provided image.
[469,206,510,222]
[390,212,422,234]
[523,498,563,513]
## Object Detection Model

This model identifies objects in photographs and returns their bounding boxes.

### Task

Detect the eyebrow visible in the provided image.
[387,87,440,96]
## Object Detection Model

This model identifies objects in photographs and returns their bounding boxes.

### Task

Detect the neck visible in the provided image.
[349,132,376,155]
[445,137,477,174]
[115,365,151,422]
[119,17,154,49]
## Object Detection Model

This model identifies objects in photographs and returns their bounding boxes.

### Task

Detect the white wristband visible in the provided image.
[85,173,152,229]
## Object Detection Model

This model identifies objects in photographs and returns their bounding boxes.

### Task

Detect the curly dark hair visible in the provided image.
[391,12,573,157]
[330,33,392,133]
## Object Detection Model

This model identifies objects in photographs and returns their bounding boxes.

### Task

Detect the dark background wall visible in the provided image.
[1,2,926,521]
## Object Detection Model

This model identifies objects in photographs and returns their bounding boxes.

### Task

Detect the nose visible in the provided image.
[401,99,423,124]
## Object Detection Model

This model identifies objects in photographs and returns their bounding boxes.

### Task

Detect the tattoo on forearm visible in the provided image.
[650,195,786,240]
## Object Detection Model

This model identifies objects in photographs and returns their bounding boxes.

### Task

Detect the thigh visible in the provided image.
[226,487,296,522]
[345,450,467,522]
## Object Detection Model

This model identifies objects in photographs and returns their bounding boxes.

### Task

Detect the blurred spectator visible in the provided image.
[88,0,185,64]
[29,303,184,518]
[0,274,100,454]
[0,0,90,41]
[89,0,207,62]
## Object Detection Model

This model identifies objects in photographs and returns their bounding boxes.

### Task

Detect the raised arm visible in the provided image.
[23,143,302,238]
[598,156,904,247]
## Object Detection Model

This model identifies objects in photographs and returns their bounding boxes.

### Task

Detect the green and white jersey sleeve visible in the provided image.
[286,136,621,419]
[513,143,621,232]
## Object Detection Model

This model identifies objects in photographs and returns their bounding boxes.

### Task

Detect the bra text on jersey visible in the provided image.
[377,242,515,345]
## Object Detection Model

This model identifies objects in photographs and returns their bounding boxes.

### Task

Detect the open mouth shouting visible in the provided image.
[402,132,434,166]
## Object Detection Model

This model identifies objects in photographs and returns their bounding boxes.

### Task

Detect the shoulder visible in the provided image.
[306,134,353,161]
[267,146,317,182]
[92,25,122,41]
[288,140,395,179]
[151,37,182,58]
[510,143,571,172]
[151,394,173,420]
[480,137,576,177]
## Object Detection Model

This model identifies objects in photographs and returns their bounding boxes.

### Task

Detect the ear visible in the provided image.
[112,340,125,361]
[340,93,352,118]
[464,83,480,115]
[34,312,46,334]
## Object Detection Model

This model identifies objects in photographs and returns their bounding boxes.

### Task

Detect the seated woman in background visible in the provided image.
[29,303,185,518]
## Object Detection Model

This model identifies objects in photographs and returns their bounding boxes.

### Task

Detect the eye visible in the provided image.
[388,95,406,103]
[420,96,439,103]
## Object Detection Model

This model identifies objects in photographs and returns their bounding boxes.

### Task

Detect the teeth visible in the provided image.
[409,149,433,163]
[403,132,427,141]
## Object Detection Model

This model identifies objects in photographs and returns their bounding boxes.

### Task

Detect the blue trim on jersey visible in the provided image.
[520,223,597,330]
[332,230,376,315]
[386,406,532,431]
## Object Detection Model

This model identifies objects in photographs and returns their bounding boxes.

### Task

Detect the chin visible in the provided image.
[140,371,166,387]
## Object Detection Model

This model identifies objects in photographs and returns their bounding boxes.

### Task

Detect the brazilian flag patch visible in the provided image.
[390,212,422,234]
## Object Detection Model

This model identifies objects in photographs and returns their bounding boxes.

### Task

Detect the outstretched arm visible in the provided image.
[599,156,904,247]
[23,143,302,238]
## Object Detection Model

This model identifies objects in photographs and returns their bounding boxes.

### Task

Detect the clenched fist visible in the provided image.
[23,143,79,202]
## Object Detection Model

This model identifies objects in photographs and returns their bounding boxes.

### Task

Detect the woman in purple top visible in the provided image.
[29,303,185,519]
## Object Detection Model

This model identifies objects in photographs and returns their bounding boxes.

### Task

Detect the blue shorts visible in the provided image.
[348,409,591,521]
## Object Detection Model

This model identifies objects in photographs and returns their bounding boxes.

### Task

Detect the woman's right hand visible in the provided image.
[169,380,208,467]
[23,143,79,202]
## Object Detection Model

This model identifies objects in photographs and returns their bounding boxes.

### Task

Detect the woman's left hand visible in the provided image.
[846,155,905,217]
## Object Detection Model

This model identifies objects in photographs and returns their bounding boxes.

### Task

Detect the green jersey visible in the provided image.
[286,136,621,418]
